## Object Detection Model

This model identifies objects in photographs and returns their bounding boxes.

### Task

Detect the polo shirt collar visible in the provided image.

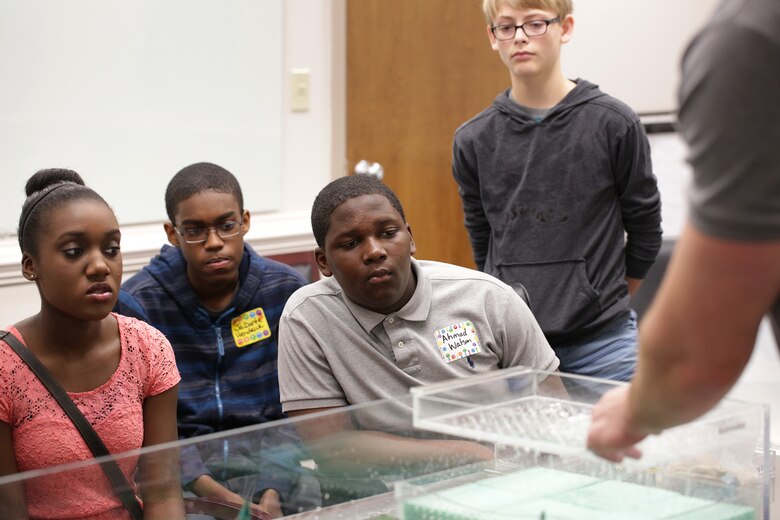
[342,258,432,333]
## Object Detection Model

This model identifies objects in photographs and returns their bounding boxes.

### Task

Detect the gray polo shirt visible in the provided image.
[278,259,558,412]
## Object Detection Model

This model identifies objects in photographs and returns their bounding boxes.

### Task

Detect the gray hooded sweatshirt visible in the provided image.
[452,80,662,347]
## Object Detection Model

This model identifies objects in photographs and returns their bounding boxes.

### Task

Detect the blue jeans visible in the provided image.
[552,310,638,382]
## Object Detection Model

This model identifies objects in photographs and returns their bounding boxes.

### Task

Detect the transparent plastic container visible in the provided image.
[403,367,771,519]
[0,368,769,519]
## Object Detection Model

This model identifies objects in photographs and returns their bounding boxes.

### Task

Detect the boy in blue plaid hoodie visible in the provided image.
[117,162,318,517]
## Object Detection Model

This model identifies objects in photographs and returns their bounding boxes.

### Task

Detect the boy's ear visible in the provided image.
[560,14,574,43]
[487,24,500,51]
[314,247,333,277]
[241,209,251,235]
[407,223,417,257]
[164,222,180,247]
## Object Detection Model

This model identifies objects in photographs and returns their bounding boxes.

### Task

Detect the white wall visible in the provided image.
[0,0,344,325]
[562,0,720,114]
[0,0,286,233]
[647,132,691,240]
[282,0,346,214]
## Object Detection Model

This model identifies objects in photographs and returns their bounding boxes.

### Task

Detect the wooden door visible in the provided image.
[347,0,509,267]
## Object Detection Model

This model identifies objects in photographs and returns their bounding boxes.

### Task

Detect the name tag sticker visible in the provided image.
[231,307,272,348]
[435,321,481,364]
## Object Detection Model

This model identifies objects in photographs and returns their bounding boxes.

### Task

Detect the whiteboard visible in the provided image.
[562,0,720,115]
[0,0,282,237]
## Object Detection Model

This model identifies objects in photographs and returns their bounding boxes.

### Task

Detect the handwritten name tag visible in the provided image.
[231,307,272,348]
[435,321,482,364]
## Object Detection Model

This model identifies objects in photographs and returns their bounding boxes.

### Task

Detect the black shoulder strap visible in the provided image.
[1,330,144,520]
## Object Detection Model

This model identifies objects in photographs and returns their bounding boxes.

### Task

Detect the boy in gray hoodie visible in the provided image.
[452,0,662,381]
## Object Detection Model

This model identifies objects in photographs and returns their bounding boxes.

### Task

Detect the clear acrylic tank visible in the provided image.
[0,367,770,519]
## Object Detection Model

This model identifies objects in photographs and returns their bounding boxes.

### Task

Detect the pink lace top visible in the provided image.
[0,314,180,519]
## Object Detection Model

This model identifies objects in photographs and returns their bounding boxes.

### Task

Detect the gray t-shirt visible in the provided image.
[681,0,780,240]
[278,259,558,412]
[680,0,780,335]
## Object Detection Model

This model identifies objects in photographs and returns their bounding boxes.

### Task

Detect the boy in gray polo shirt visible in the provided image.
[278,176,559,416]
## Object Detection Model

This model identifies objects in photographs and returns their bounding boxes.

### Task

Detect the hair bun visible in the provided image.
[25,168,85,197]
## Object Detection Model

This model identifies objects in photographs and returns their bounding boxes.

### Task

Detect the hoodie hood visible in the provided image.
[141,243,257,326]
[492,79,606,125]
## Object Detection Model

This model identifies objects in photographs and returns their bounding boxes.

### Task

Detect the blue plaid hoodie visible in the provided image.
[116,243,308,496]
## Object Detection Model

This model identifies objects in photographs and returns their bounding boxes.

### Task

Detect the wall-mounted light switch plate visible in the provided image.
[290,69,310,112]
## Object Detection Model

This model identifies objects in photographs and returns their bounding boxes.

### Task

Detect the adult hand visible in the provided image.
[586,386,648,463]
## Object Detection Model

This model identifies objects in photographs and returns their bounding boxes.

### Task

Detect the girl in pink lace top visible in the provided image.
[0,169,185,519]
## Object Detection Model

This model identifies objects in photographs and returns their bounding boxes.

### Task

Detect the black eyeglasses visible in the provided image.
[491,18,560,41]
[174,219,243,244]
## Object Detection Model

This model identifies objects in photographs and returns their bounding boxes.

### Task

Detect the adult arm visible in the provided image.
[588,224,780,461]
[452,134,491,271]
[0,421,28,519]
[139,385,186,520]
